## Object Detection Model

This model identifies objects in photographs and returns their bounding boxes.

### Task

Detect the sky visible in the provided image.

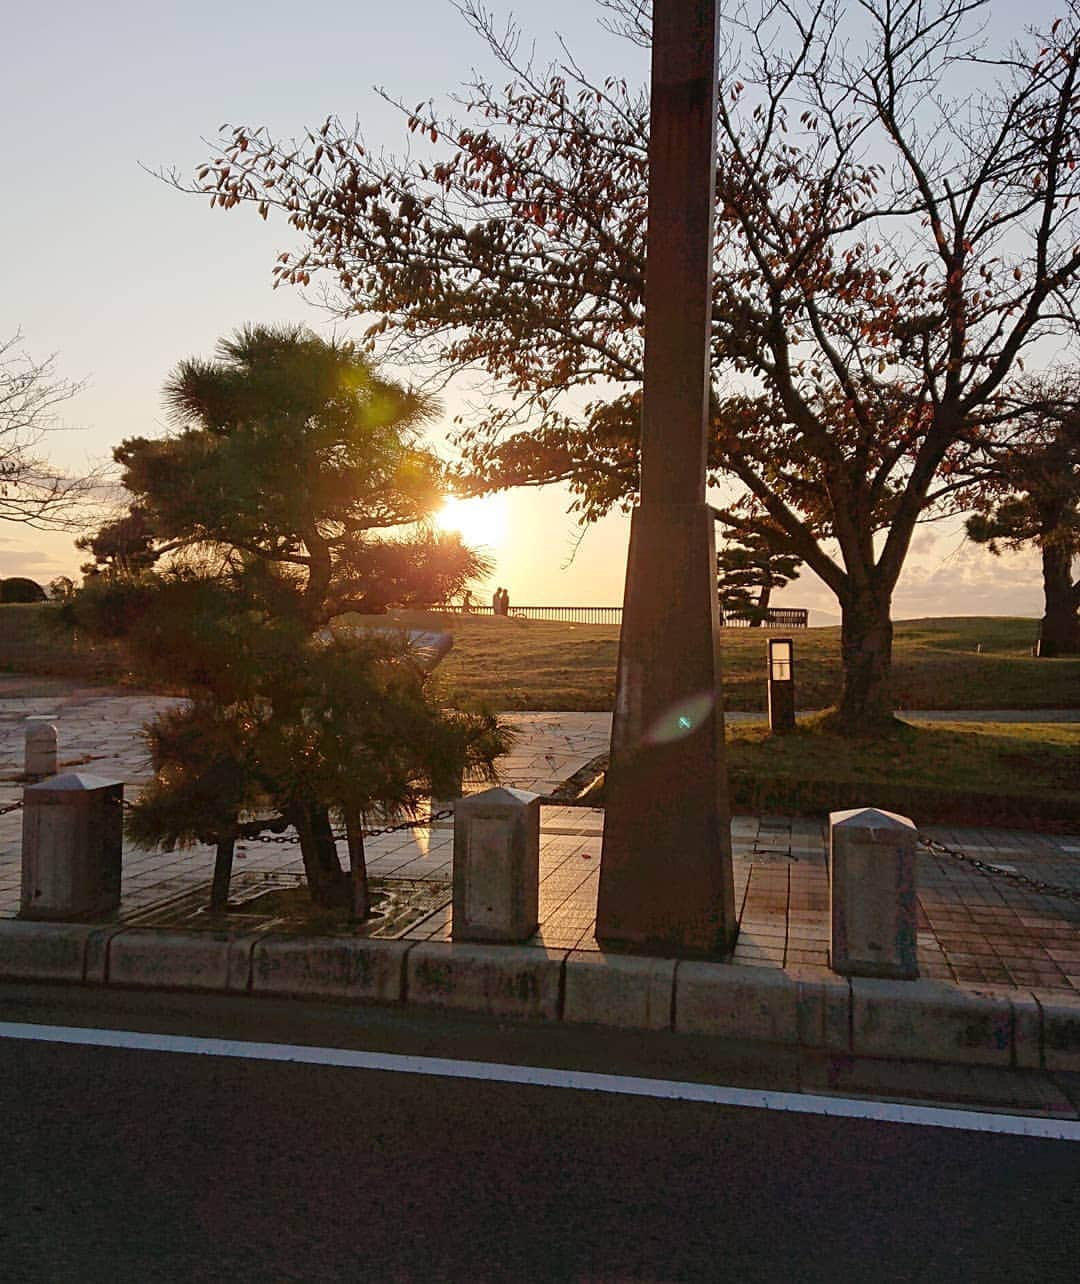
[0,0,1067,624]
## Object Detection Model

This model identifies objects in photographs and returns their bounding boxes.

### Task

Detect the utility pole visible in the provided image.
[596,0,736,958]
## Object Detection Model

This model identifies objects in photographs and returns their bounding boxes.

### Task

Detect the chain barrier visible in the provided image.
[354,808,454,840]
[118,797,453,845]
[23,790,1080,904]
[919,835,1080,905]
[249,806,454,847]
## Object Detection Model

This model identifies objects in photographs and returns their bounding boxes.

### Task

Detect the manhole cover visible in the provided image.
[126,870,451,938]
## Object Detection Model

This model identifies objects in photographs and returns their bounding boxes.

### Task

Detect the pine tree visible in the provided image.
[69,325,510,910]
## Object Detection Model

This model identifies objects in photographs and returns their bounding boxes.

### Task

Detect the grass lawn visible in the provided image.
[2,604,1077,713]
[401,610,1079,714]
[404,610,1079,827]
[574,716,1079,828]
[722,716,1080,829]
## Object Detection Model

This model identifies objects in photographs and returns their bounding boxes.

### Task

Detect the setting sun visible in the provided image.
[435,493,509,552]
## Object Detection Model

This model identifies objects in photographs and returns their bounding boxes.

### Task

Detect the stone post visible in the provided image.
[24,718,59,780]
[830,807,918,980]
[453,786,540,943]
[597,0,737,959]
[20,772,124,920]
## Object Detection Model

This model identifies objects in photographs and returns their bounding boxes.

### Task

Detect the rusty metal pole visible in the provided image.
[596,0,736,958]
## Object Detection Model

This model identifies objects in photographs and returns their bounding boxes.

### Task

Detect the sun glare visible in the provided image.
[436,494,509,551]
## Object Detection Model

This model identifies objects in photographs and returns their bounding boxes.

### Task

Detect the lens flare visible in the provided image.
[642,692,716,746]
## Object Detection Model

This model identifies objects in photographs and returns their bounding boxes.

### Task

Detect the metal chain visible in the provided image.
[355,808,454,839]
[22,787,1079,903]
[240,808,454,845]
[23,791,1078,897]
[118,796,452,844]
[919,835,1080,905]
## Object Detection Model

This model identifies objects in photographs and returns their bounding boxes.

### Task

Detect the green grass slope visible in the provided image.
[416,611,1077,713]
[1,604,1077,713]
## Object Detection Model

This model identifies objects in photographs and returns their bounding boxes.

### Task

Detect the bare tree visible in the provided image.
[0,332,95,528]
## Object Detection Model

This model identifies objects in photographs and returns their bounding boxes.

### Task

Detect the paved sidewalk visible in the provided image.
[413,808,1080,997]
[0,678,1076,989]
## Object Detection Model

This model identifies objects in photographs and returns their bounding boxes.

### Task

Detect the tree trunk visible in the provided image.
[209,833,235,913]
[751,581,773,627]
[302,527,334,627]
[836,587,896,731]
[344,808,370,921]
[1038,542,1080,655]
[293,801,349,908]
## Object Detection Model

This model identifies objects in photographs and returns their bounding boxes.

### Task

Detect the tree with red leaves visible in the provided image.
[175,0,1080,728]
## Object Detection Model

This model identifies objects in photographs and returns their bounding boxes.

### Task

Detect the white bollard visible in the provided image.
[20,772,124,920]
[453,786,540,943]
[829,807,918,980]
[24,719,59,779]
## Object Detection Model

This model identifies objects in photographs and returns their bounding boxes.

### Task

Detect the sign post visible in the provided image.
[767,638,796,732]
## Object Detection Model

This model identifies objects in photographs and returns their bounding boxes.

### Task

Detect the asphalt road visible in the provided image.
[0,988,1077,1283]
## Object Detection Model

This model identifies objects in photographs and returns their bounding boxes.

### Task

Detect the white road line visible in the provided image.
[1,1020,1077,1141]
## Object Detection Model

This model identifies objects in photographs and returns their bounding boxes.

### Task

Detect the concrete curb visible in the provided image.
[0,920,1077,1071]
[564,950,675,1031]
[407,941,566,1021]
[108,929,258,994]
[252,935,411,1005]
[1038,992,1080,1072]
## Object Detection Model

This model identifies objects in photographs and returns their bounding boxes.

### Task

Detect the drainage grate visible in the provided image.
[125,870,452,939]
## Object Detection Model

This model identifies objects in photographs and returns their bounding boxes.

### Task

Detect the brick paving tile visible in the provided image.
[787,951,829,966]
[739,914,787,929]
[1010,970,1066,986]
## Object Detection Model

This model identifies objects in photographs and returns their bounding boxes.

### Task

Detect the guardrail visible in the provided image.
[437,604,808,628]
[721,608,809,629]
[440,604,624,624]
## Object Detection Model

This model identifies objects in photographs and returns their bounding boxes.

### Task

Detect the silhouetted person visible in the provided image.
[499,587,510,615]
[492,587,504,615]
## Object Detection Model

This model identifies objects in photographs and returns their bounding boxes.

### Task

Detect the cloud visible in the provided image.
[0,549,67,579]
[773,521,1047,620]
[893,540,1043,618]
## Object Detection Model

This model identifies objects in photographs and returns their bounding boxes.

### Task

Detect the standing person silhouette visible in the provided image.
[499,587,510,616]
[492,587,504,615]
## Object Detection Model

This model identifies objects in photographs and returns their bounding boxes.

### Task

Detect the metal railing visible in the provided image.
[721,607,809,629]
[440,604,624,624]
[437,603,808,628]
